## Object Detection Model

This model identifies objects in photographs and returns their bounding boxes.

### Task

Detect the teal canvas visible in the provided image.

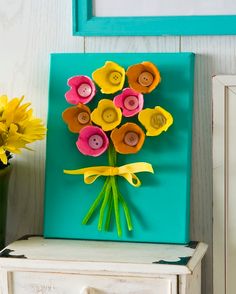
[44,53,194,244]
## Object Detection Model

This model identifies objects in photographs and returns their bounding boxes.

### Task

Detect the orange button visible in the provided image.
[138,71,154,87]
[77,111,90,124]
[124,131,139,147]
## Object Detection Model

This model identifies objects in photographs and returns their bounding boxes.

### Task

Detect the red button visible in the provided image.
[77,111,90,125]
[88,134,103,149]
[123,96,139,110]
[124,131,139,147]
[77,83,92,98]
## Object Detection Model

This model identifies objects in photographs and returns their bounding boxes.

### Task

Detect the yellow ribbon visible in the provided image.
[64,162,154,187]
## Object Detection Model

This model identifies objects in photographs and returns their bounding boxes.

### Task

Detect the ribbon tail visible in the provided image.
[120,173,141,187]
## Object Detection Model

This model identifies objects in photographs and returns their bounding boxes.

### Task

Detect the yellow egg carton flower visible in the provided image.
[138,106,173,136]
[91,99,122,131]
[92,61,125,94]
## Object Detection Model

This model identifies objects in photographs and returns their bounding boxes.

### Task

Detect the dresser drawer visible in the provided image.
[9,271,177,294]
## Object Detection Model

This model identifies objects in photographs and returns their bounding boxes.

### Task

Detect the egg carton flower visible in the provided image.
[63,60,173,237]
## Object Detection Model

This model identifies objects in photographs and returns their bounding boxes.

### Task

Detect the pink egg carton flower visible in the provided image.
[113,88,144,117]
[76,125,109,157]
[65,75,96,105]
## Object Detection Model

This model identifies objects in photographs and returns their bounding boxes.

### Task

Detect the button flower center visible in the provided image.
[123,96,139,110]
[109,71,122,85]
[124,131,139,147]
[138,71,154,87]
[102,108,117,123]
[77,111,90,125]
[151,113,167,129]
[88,134,104,150]
[77,83,92,98]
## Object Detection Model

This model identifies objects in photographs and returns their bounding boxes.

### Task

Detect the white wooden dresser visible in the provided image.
[0,236,207,294]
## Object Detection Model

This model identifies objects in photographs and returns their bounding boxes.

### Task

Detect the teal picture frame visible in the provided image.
[73,0,236,36]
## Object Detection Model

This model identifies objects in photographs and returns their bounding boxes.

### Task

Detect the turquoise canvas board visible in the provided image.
[44,53,194,244]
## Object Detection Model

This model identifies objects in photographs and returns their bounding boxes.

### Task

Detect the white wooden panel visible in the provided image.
[11,271,177,294]
[179,263,201,294]
[0,0,84,245]
[182,36,236,294]
[212,76,236,294]
[85,36,180,53]
[212,76,227,294]
[227,86,236,294]
[93,0,236,17]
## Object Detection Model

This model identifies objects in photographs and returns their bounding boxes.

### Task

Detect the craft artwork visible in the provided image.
[62,61,173,237]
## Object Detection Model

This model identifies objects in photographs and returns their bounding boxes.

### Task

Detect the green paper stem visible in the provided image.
[118,192,133,231]
[82,177,109,225]
[98,181,112,231]
[105,191,113,231]
[111,176,122,237]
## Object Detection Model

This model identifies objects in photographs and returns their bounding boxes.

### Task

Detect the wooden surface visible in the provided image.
[1,1,236,293]
[0,238,207,294]
[0,237,207,275]
[213,76,236,294]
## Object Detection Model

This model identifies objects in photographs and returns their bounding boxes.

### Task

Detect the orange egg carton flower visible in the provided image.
[111,122,145,154]
[92,61,125,94]
[91,99,122,131]
[138,106,173,136]
[62,103,91,133]
[126,61,161,94]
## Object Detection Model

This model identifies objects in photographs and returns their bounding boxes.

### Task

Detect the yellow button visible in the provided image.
[109,71,122,85]
[77,111,90,125]
[150,113,166,129]
[138,71,154,87]
[102,108,117,123]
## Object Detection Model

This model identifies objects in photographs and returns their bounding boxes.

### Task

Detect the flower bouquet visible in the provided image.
[0,95,46,248]
[62,61,173,237]
[0,95,46,167]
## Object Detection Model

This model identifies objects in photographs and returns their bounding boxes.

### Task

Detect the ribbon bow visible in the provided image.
[64,162,154,187]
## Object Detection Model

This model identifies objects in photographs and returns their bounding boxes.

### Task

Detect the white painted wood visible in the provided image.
[212,76,227,294]
[11,272,176,294]
[0,237,207,276]
[227,85,236,294]
[85,36,180,53]
[0,270,10,294]
[179,263,201,294]
[0,0,84,245]
[93,0,236,17]
[213,75,236,294]
[181,36,236,294]
[0,238,206,294]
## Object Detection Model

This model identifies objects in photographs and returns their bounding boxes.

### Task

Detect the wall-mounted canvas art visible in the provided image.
[44,52,194,244]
